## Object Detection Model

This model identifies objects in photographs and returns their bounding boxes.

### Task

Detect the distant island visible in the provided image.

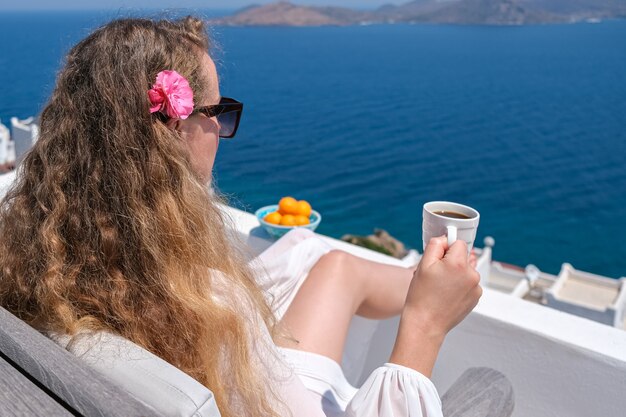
[209,0,626,26]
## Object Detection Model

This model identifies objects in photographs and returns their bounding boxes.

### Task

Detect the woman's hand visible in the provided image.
[404,236,482,336]
[389,236,482,377]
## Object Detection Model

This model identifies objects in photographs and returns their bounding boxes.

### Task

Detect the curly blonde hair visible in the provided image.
[0,17,281,417]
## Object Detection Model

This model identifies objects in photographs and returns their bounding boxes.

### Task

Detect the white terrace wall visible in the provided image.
[344,289,626,417]
[437,290,626,417]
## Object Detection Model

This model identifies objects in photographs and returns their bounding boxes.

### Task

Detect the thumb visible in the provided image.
[421,236,448,267]
[444,240,470,266]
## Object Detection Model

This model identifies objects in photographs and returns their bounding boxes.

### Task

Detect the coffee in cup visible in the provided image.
[431,210,471,220]
[422,201,480,253]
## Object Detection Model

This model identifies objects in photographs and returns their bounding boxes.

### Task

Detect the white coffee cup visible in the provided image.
[422,201,480,253]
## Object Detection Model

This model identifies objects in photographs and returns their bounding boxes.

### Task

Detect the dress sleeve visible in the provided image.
[344,363,443,417]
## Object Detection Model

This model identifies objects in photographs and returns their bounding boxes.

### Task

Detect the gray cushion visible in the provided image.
[53,332,221,417]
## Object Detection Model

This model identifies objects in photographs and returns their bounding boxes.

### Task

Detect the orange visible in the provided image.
[295,200,312,217]
[294,215,310,226]
[263,211,282,225]
[279,214,297,226]
[278,196,298,215]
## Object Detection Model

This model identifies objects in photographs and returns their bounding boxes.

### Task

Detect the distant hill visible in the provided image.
[209,0,626,26]
[376,0,455,22]
[520,0,626,19]
[209,1,369,26]
[412,0,558,25]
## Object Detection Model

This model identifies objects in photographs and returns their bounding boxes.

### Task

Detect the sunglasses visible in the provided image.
[192,97,243,139]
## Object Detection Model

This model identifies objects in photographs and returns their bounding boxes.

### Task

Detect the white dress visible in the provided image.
[53,227,442,417]
[250,228,443,417]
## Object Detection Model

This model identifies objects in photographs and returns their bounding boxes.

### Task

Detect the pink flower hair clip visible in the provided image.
[148,70,194,120]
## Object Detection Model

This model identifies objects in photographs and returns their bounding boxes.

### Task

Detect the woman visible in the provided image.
[0,17,481,417]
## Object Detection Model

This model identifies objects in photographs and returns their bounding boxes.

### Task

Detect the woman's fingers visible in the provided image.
[420,236,448,267]
[469,250,477,269]
[444,239,468,264]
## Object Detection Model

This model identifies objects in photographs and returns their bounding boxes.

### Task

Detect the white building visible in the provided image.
[10,116,39,164]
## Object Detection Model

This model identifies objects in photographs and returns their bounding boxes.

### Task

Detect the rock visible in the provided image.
[341,228,409,259]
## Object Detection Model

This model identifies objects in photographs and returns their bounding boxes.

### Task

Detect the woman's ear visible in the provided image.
[165,117,182,132]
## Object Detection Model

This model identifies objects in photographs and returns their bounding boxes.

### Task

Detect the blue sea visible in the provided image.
[1,11,625,278]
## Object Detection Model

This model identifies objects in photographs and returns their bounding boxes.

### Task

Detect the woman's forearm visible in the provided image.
[388,310,445,378]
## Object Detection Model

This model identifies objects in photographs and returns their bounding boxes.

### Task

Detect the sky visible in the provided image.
[0,0,409,11]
